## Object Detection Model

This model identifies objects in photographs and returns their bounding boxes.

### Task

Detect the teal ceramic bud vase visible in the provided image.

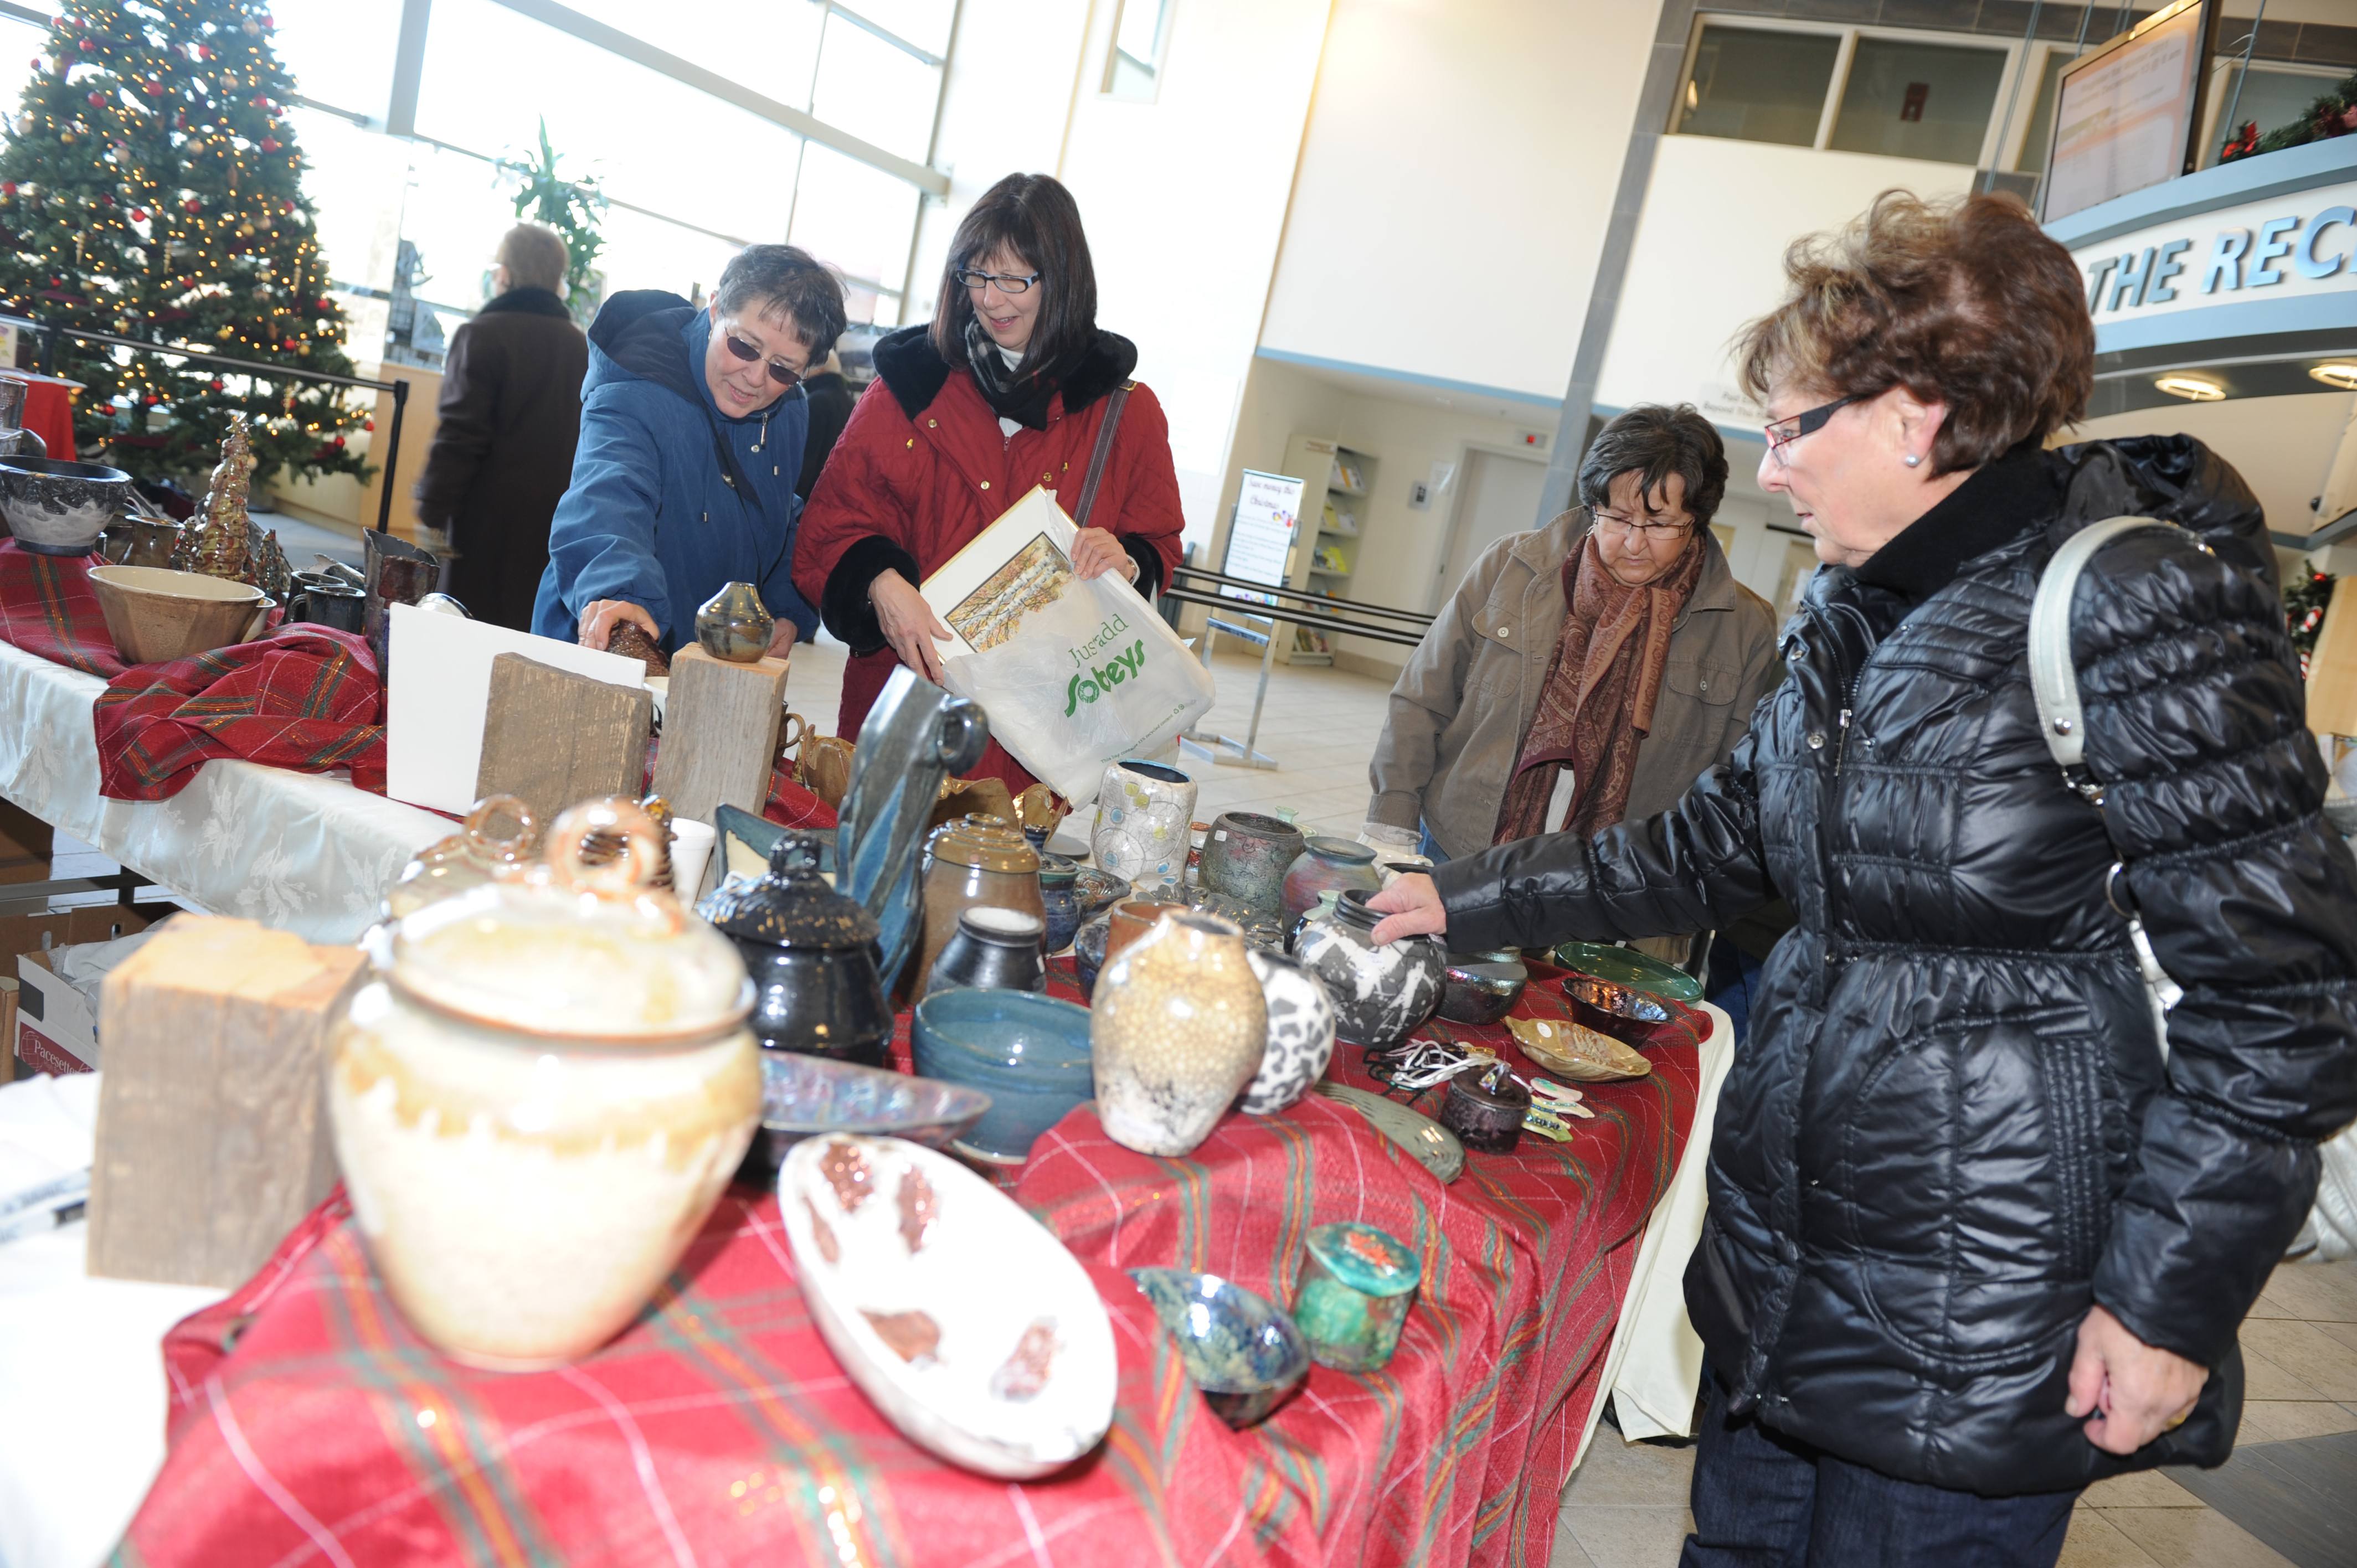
[1291,1221,1419,1372]
[696,581,774,663]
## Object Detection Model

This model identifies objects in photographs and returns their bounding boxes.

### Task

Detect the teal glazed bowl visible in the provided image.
[1129,1267,1310,1428]
[910,988,1095,1162]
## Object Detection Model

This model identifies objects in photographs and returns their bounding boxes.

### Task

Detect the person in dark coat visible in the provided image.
[795,351,855,501]
[413,224,588,630]
[1370,191,2357,1565]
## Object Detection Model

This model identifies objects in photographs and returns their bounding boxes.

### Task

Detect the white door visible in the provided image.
[1432,450,1548,611]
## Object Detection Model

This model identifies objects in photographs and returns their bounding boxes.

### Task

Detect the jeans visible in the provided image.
[1704,935,1763,1043]
[1681,1374,2080,1568]
[1417,823,1449,864]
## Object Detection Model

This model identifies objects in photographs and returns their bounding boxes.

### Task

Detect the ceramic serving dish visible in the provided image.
[0,455,131,554]
[1550,940,1701,1021]
[1130,1268,1310,1428]
[780,1134,1117,1477]
[1311,1082,1464,1183]
[88,564,269,664]
[910,988,1094,1162]
[1506,1016,1652,1082]
[744,1053,991,1179]
[1438,951,1528,1025]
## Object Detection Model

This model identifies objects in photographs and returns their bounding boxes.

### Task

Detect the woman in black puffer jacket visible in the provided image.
[1371,192,2357,1565]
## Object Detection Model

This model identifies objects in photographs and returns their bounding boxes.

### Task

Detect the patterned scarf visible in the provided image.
[963,313,1072,430]
[1492,527,1705,844]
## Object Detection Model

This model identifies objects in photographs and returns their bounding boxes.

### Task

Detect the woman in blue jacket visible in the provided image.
[533,244,847,656]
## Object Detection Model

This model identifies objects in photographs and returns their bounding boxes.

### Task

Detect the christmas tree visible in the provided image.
[0,0,369,490]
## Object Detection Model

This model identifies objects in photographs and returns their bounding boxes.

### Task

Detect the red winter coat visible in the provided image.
[793,324,1186,793]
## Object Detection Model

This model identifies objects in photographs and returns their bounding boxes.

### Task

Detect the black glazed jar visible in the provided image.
[699,832,892,1067]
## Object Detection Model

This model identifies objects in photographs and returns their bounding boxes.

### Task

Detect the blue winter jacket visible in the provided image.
[532,291,820,653]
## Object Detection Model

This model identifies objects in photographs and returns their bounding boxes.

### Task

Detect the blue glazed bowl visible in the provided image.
[743,1054,992,1183]
[1129,1268,1310,1428]
[910,989,1095,1162]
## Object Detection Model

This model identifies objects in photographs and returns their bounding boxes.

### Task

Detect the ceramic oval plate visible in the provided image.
[780,1134,1116,1477]
[1506,1015,1651,1082]
[1312,1082,1465,1184]
[1549,940,1702,1005]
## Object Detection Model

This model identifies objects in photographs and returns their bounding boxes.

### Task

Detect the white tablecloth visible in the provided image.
[0,637,447,943]
[1574,999,1737,1467]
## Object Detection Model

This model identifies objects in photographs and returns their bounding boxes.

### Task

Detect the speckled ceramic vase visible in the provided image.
[1091,761,1196,890]
[1239,950,1336,1116]
[1090,912,1267,1157]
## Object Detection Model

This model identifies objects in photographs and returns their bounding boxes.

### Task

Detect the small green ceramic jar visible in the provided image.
[1291,1221,1419,1372]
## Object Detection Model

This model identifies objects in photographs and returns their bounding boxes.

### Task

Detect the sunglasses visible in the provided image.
[721,327,806,389]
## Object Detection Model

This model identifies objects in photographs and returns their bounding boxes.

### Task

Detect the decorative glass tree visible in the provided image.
[0,0,370,490]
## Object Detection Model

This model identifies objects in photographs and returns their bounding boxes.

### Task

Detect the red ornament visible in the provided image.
[183,198,200,213]
[2,183,16,197]
[76,39,92,51]
[331,435,344,450]
[143,394,158,406]
[129,207,146,221]
[315,297,328,311]
[208,378,224,391]
[141,79,162,97]
[85,91,105,107]
[281,337,296,350]
[362,418,374,432]
[259,137,278,152]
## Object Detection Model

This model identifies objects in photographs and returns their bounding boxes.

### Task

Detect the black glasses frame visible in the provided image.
[1764,393,1864,463]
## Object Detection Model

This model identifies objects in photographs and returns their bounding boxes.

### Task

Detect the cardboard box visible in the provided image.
[0,797,53,886]
[10,905,155,1075]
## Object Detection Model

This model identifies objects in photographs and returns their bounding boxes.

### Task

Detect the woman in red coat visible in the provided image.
[793,172,1186,793]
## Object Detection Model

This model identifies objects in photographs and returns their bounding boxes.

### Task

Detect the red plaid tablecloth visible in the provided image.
[0,539,125,677]
[119,966,1702,1568]
[94,625,385,801]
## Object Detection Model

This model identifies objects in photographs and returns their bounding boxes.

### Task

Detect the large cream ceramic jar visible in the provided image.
[329,800,759,1369]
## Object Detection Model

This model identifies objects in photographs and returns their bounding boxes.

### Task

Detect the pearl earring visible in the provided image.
[1903,453,1922,467]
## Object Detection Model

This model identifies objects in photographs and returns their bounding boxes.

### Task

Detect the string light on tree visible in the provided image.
[0,0,369,489]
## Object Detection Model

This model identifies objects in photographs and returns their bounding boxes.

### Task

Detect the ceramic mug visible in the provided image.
[1090,761,1196,890]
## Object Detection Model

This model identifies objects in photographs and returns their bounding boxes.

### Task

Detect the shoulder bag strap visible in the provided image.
[2027,513,2194,1058]
[1072,381,1135,532]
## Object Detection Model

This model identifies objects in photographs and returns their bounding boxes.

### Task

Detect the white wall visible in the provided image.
[1594,136,1978,419]
[1257,0,1660,400]
[917,0,1335,554]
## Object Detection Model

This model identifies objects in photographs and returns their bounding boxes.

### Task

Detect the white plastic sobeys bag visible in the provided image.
[922,487,1215,802]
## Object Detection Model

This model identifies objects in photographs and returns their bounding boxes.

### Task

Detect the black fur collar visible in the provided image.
[870,323,1138,422]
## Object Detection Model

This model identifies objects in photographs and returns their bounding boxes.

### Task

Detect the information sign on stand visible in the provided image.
[1183,470,1306,771]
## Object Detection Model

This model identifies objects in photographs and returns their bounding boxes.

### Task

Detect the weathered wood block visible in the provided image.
[650,643,790,823]
[474,651,654,826]
[86,917,368,1287]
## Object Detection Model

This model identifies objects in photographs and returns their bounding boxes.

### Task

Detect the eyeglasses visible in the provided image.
[1591,508,1693,540]
[1763,393,1863,466]
[954,267,1042,295]
[721,328,806,389]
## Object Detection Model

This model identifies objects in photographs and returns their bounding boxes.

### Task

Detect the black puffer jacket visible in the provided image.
[1433,436,2357,1495]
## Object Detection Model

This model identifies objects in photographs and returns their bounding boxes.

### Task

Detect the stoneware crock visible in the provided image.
[1197,812,1306,920]
[1090,760,1196,890]
[1293,888,1445,1049]
[927,907,1049,996]
[327,798,760,1369]
[1091,911,1266,1157]
[912,819,1042,1004]
[1279,835,1382,924]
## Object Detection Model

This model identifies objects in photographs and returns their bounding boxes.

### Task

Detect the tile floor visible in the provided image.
[1553,1257,2357,1568]
[787,636,1398,838]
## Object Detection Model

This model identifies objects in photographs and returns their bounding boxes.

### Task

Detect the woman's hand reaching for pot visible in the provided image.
[870,569,951,684]
[1368,875,1447,946]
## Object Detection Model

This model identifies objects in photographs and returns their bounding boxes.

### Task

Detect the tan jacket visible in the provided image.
[1368,510,1782,860]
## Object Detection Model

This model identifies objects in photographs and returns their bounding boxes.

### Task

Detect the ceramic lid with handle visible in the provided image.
[383,797,752,1043]
[701,830,881,950]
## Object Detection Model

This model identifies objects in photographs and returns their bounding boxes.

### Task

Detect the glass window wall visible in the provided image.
[1676,27,1842,148]
[1828,38,2005,165]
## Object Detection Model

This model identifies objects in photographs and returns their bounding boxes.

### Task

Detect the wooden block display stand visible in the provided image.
[474,652,654,826]
[650,644,789,823]
[86,917,368,1287]
[2308,575,2357,740]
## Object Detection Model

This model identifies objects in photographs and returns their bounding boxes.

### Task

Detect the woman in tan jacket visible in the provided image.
[1365,403,1780,864]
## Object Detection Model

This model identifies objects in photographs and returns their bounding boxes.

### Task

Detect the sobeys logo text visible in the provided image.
[1064,638,1147,716]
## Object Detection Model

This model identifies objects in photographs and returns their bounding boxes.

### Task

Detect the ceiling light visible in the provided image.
[2154,374,2225,401]
[2310,363,2357,390]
